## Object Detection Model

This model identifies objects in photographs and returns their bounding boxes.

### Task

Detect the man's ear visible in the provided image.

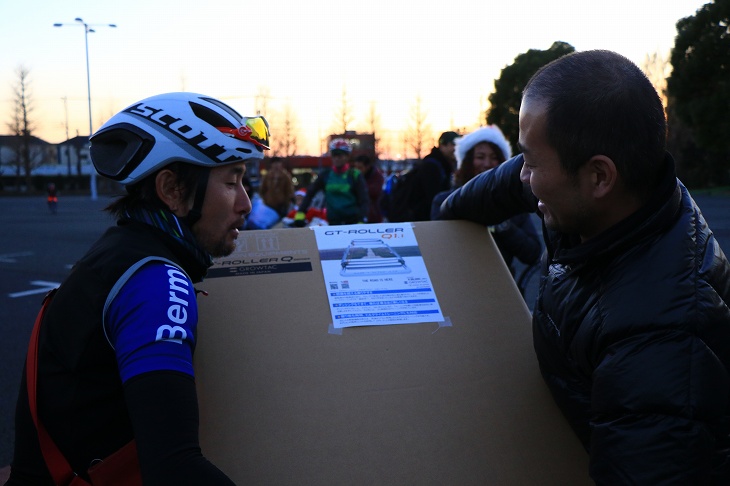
[587,155,618,199]
[155,169,185,214]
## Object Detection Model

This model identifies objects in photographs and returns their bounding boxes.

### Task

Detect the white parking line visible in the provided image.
[0,251,34,263]
[9,281,59,298]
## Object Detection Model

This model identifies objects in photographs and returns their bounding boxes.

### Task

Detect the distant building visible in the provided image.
[0,134,58,178]
[54,136,91,176]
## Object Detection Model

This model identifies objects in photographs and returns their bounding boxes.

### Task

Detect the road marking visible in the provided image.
[9,281,59,298]
[0,251,34,263]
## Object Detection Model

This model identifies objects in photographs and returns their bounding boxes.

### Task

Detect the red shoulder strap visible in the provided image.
[26,289,85,485]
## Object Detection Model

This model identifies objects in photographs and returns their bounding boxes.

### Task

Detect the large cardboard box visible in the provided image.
[196,220,590,485]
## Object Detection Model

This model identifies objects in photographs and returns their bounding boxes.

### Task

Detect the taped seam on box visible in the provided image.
[432,316,453,334]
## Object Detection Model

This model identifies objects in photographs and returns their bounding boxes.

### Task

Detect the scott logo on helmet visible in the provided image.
[125,102,252,162]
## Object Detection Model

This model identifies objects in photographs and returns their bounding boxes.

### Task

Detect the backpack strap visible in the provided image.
[26,289,91,486]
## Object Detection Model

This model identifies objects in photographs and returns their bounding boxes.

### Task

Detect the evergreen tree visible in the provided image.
[667,0,730,184]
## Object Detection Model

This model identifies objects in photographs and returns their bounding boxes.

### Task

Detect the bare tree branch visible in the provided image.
[404,95,431,159]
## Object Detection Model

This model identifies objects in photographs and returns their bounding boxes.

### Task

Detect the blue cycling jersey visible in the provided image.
[105,262,197,383]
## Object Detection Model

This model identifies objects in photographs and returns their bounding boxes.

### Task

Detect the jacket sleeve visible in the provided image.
[439,154,537,224]
[430,190,453,220]
[124,371,236,485]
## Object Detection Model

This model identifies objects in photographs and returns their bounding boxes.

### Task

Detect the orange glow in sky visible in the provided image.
[0,0,708,158]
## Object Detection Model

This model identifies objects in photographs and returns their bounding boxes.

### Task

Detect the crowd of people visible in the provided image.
[239,125,542,292]
[5,49,729,484]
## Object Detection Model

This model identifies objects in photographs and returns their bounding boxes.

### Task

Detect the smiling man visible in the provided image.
[439,50,730,483]
[6,93,268,485]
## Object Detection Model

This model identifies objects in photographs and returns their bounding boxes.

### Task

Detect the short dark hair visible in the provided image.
[438,131,460,146]
[523,50,667,198]
[105,162,205,218]
[354,154,371,165]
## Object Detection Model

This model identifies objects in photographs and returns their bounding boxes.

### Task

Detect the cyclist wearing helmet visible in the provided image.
[295,138,369,225]
[6,92,268,485]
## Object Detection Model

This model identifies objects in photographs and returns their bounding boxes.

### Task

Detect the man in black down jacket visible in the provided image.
[411,131,458,221]
[440,50,730,484]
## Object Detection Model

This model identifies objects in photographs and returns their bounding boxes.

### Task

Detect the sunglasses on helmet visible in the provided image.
[217,116,270,150]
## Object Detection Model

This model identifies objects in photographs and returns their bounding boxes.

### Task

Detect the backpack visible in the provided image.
[385,159,445,223]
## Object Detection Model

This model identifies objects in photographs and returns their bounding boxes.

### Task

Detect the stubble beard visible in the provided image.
[193,227,236,258]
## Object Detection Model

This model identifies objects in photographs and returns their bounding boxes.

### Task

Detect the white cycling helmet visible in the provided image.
[90,92,270,186]
[328,138,352,154]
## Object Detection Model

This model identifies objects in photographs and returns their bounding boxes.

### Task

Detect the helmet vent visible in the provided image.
[190,101,237,129]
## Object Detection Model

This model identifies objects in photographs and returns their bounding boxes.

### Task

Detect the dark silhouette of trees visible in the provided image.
[667,0,730,186]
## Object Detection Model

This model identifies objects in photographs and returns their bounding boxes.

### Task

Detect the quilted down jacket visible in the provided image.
[441,153,730,484]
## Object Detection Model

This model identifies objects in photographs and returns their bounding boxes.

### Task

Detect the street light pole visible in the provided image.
[54,18,116,201]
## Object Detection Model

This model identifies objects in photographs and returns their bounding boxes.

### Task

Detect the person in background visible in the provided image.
[295,138,369,226]
[5,92,268,485]
[242,175,254,200]
[439,50,730,483]
[282,188,310,227]
[432,125,542,293]
[353,154,384,223]
[293,188,306,210]
[244,182,281,230]
[259,156,294,218]
[46,182,58,214]
[410,131,459,221]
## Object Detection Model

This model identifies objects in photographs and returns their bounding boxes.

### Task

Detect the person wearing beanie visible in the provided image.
[432,125,542,294]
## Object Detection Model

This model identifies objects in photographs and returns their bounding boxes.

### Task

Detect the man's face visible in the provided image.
[353,160,367,173]
[439,142,456,161]
[331,152,349,167]
[518,97,593,237]
[191,162,251,257]
[472,143,501,173]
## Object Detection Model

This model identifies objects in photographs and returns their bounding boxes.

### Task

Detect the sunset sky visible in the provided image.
[0,0,708,158]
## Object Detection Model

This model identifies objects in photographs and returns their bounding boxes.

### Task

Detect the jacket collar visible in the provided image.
[119,206,212,281]
[550,153,680,265]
